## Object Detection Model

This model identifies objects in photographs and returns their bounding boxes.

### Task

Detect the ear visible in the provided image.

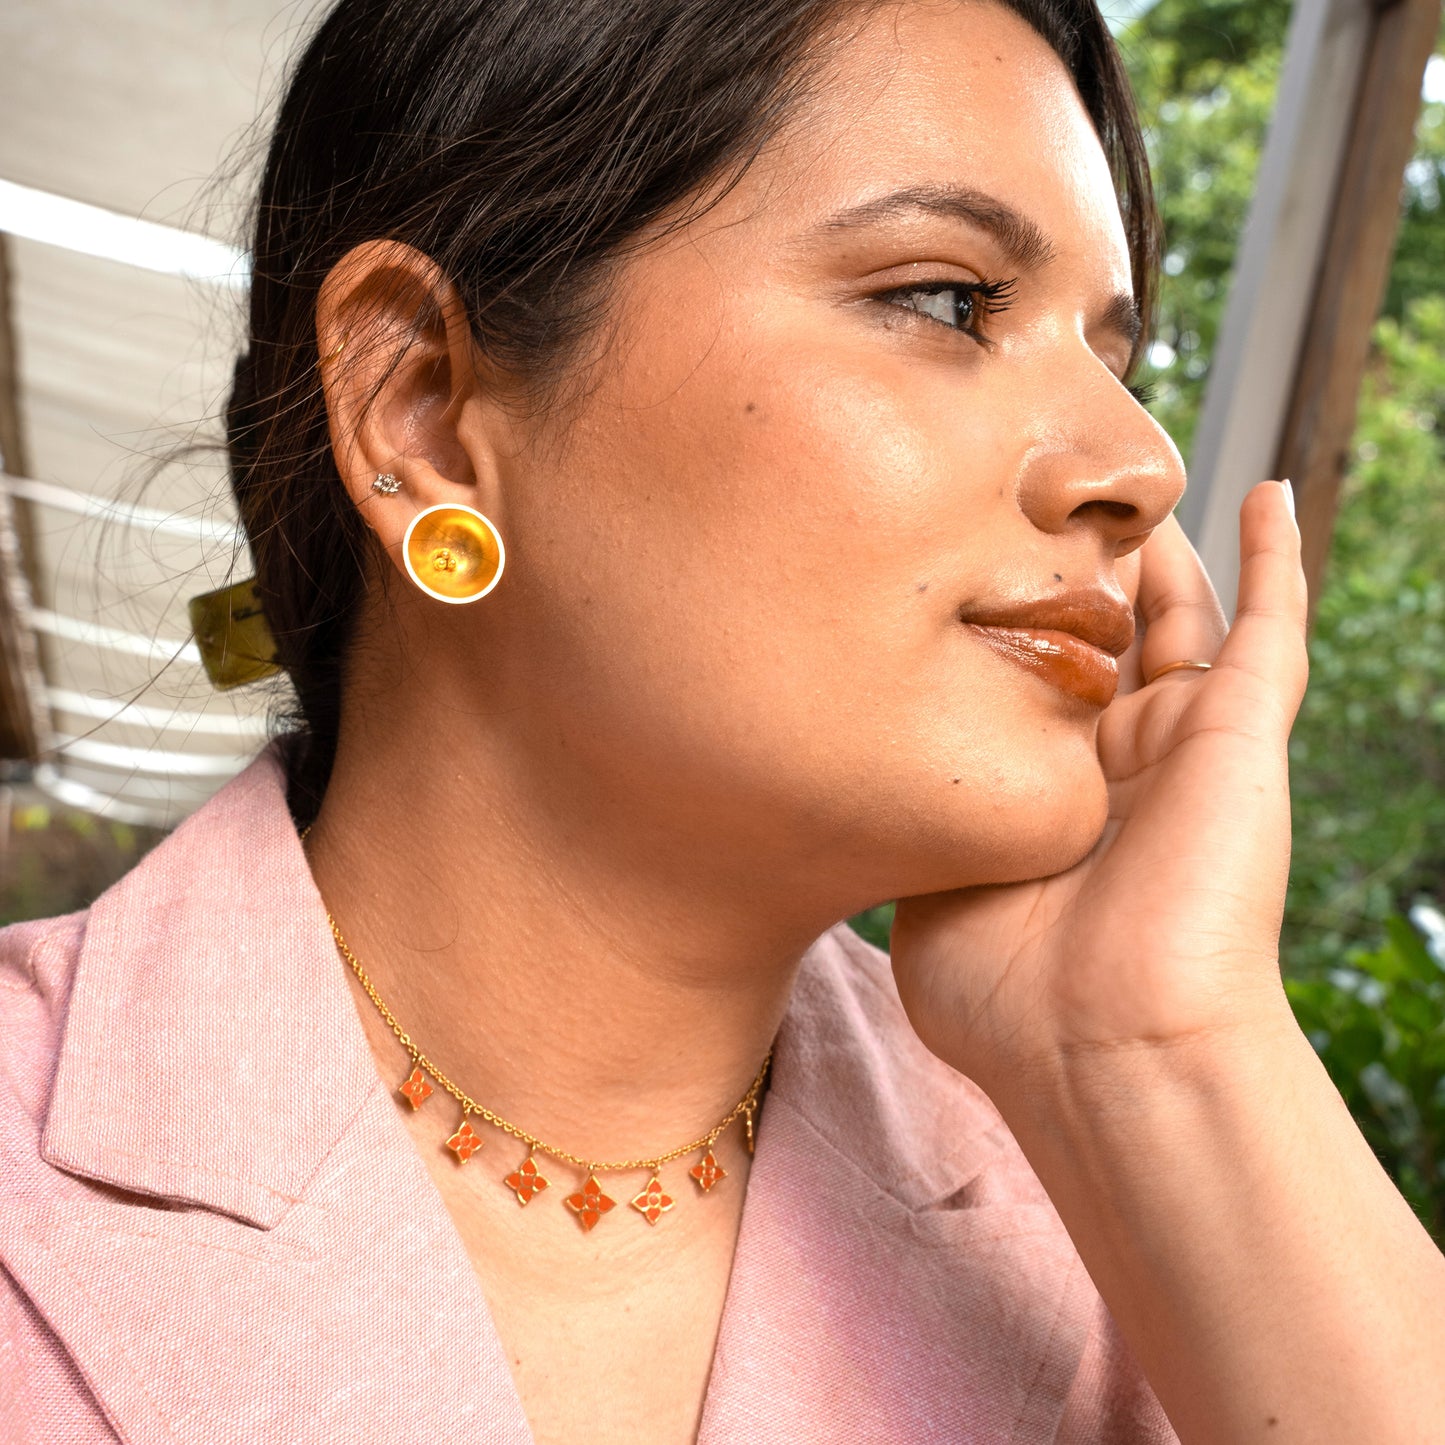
[314,240,506,580]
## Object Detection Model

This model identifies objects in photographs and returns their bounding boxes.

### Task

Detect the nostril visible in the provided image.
[1072,499,1138,524]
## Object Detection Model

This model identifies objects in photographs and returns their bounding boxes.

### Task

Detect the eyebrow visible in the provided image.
[818,183,1057,268]
[814,183,1142,352]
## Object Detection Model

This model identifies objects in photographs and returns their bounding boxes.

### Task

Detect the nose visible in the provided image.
[1014,361,1187,555]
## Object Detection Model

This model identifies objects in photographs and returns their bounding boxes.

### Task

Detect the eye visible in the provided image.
[877,275,1019,344]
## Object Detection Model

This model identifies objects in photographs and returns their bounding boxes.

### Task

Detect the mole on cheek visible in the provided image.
[1053,573,1063,582]
[745,401,758,414]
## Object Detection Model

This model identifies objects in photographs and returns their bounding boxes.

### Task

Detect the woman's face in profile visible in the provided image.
[475,0,1187,899]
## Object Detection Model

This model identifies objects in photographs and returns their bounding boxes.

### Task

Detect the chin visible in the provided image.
[895,735,1112,894]
[1000,780,1110,882]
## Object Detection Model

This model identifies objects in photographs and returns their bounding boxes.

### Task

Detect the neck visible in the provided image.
[303,697,847,1170]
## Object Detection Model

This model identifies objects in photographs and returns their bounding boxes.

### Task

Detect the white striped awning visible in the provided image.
[0,0,289,826]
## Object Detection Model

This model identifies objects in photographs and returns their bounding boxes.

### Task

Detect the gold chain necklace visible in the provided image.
[308,839,773,1232]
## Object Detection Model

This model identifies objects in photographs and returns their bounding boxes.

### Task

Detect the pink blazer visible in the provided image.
[0,746,1176,1443]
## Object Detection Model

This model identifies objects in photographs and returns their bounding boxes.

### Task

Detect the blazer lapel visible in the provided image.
[4,746,533,1444]
[696,925,1102,1444]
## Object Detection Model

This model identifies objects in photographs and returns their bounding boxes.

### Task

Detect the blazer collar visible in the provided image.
[765,921,1009,1213]
[39,743,378,1228]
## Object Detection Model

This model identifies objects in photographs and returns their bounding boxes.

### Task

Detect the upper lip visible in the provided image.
[959,588,1136,658]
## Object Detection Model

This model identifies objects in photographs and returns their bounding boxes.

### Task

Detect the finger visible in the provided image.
[1133,511,1230,686]
[1212,478,1309,719]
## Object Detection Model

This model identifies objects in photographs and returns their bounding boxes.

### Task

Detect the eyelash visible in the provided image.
[878,277,1158,408]
[878,276,1019,344]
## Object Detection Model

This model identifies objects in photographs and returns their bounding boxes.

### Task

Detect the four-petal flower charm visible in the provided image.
[630,1176,675,1225]
[689,1149,726,1192]
[565,1174,617,1232]
[504,1154,551,1205]
[399,1064,433,1110]
[446,1117,484,1164]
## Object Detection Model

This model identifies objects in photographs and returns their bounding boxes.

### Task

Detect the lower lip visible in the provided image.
[964,624,1119,708]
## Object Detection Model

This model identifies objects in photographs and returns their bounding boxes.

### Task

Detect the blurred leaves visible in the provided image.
[1286,912,1445,1242]
[1288,297,1445,975]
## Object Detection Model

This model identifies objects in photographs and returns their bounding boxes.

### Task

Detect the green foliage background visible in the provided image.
[857,0,1445,1241]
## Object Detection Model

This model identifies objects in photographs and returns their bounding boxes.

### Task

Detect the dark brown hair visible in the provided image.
[225,0,1159,821]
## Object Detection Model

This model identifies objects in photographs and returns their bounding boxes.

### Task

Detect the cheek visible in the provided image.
[526,323,955,660]
[504,315,1113,891]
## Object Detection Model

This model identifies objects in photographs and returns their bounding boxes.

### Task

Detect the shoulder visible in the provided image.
[0,739,275,1123]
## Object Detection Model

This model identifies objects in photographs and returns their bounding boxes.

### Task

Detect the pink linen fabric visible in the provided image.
[0,744,1178,1443]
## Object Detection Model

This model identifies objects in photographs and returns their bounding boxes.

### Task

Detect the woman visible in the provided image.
[3,0,1442,1440]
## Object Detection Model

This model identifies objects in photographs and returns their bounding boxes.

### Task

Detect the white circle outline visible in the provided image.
[401,503,506,604]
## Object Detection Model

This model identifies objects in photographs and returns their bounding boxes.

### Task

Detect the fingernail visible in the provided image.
[1280,478,1295,521]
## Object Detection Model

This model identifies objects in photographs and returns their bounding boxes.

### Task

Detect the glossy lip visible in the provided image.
[959,589,1136,709]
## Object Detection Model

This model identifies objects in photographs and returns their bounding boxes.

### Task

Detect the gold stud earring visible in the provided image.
[402,503,505,603]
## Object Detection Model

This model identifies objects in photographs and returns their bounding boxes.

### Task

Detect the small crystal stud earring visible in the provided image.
[372,472,400,495]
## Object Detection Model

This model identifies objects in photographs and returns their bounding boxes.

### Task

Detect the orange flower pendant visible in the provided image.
[565,1174,617,1232]
[446,1117,484,1164]
[631,1176,675,1225]
[505,1154,551,1205]
[689,1149,726,1191]
[399,1064,433,1109]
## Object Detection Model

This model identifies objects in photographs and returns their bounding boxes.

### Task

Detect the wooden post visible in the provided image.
[1274,0,1443,628]
[0,234,44,762]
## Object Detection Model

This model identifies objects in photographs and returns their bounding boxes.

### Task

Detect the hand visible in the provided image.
[889,480,1308,1105]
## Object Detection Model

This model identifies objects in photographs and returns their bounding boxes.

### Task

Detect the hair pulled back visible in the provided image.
[226,0,1159,822]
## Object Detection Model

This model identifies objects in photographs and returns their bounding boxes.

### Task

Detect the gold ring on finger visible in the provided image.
[1144,659,1213,685]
